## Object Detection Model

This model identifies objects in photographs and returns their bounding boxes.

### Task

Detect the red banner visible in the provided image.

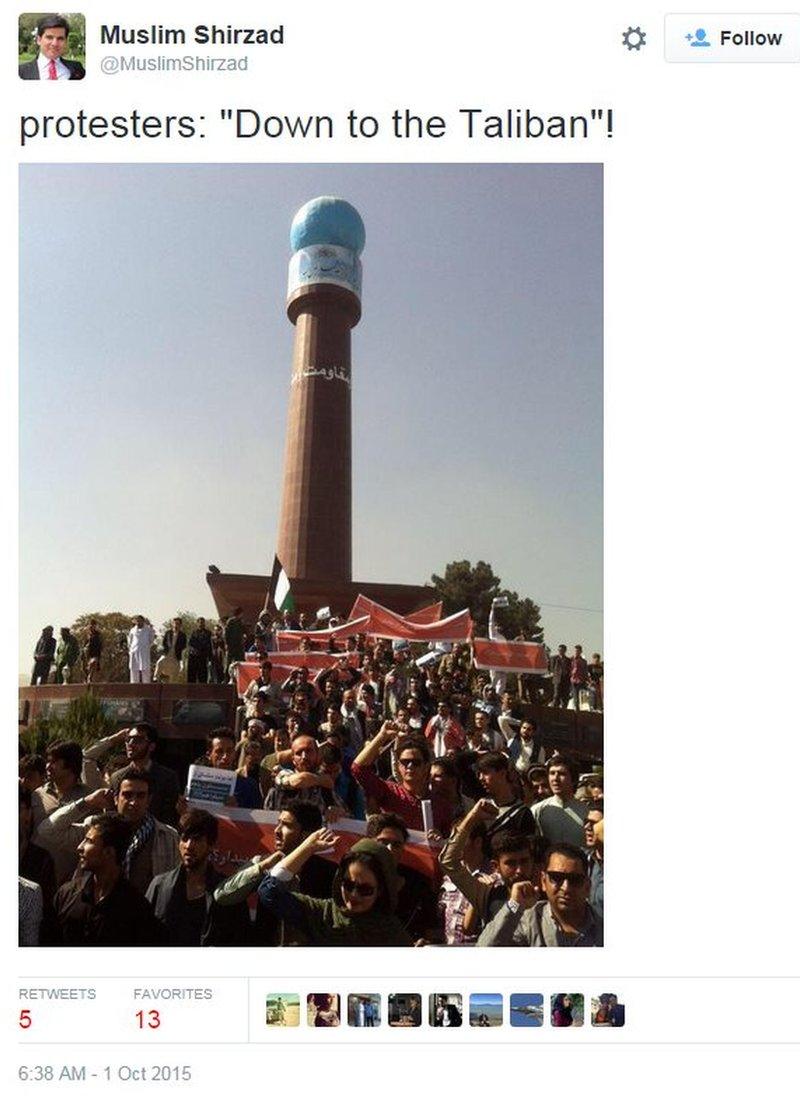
[275,615,370,651]
[472,637,549,674]
[404,602,443,625]
[195,803,440,881]
[235,652,360,696]
[347,594,472,643]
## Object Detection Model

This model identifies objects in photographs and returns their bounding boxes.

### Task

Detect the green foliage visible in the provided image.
[430,560,544,642]
[159,611,219,640]
[18,12,85,62]
[20,717,54,756]
[21,694,114,753]
[70,612,142,683]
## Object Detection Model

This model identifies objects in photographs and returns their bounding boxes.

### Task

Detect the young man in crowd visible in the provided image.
[549,643,572,709]
[52,814,163,946]
[583,804,604,916]
[424,699,466,757]
[439,800,539,932]
[19,754,46,793]
[351,723,455,834]
[430,756,474,821]
[31,741,91,829]
[339,687,366,751]
[146,809,250,946]
[477,841,603,947]
[507,718,541,774]
[30,625,56,685]
[200,728,263,809]
[531,754,588,847]
[82,618,103,682]
[365,812,441,942]
[524,764,552,805]
[186,617,213,684]
[223,608,246,667]
[94,723,181,826]
[570,644,589,711]
[243,659,280,720]
[474,752,535,839]
[214,799,335,945]
[54,627,80,683]
[438,812,489,945]
[35,768,180,891]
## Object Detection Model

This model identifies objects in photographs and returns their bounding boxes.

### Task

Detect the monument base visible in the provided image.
[206,571,436,626]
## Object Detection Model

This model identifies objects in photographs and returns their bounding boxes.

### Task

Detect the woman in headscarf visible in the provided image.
[257,828,413,947]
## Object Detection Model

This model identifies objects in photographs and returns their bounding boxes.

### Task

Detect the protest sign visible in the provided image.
[186,765,237,804]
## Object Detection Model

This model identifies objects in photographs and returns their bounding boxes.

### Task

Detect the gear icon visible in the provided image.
[622,26,646,50]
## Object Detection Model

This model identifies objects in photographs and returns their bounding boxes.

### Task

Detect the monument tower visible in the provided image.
[275,196,364,582]
[206,196,432,620]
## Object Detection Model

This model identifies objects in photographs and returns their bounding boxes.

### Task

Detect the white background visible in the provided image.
[4,0,799,1091]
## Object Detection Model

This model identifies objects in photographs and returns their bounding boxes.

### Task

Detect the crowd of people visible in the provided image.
[28,610,603,712]
[20,602,604,948]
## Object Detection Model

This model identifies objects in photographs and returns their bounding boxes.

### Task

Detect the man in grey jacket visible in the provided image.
[477,842,602,947]
[34,767,179,890]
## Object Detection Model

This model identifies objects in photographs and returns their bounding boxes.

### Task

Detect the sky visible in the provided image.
[19,163,602,672]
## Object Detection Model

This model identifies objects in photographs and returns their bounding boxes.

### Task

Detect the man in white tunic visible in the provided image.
[128,616,156,683]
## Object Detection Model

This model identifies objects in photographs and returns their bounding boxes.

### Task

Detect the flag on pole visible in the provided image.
[267,555,294,613]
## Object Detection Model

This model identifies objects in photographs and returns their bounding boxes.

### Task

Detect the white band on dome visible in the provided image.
[287,244,362,300]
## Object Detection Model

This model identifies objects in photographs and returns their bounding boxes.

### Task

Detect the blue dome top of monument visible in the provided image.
[290,196,365,255]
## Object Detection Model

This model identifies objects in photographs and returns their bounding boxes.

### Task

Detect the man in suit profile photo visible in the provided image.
[19,14,85,80]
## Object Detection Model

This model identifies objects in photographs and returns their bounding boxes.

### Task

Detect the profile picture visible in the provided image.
[265,993,299,1027]
[429,994,463,1027]
[551,993,584,1027]
[19,13,85,79]
[469,993,503,1027]
[306,993,340,1027]
[509,993,544,1027]
[387,994,422,1028]
[592,993,625,1027]
[347,994,380,1027]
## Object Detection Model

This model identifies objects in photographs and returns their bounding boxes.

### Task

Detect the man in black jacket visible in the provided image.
[109,723,180,827]
[31,626,56,685]
[19,15,85,80]
[53,814,163,945]
[147,809,249,946]
[187,617,213,683]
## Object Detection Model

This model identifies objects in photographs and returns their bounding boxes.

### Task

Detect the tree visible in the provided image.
[159,611,219,642]
[20,694,114,754]
[430,560,543,642]
[70,612,143,683]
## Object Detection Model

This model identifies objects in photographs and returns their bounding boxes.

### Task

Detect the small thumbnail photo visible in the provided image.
[307,993,340,1027]
[348,994,381,1027]
[19,13,86,80]
[470,993,503,1027]
[551,994,584,1027]
[592,994,625,1027]
[429,994,463,1027]
[387,994,422,1027]
[266,993,300,1027]
[510,993,544,1026]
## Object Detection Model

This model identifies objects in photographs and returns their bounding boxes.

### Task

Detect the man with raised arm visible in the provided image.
[477,842,603,947]
[351,722,455,834]
[264,732,343,814]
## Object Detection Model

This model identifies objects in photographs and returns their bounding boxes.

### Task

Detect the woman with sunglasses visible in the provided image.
[257,827,413,946]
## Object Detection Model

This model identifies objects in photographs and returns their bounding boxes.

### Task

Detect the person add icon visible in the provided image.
[690,28,711,47]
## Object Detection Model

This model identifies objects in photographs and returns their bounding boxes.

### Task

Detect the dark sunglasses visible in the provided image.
[545,870,586,888]
[398,757,424,768]
[342,878,376,898]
